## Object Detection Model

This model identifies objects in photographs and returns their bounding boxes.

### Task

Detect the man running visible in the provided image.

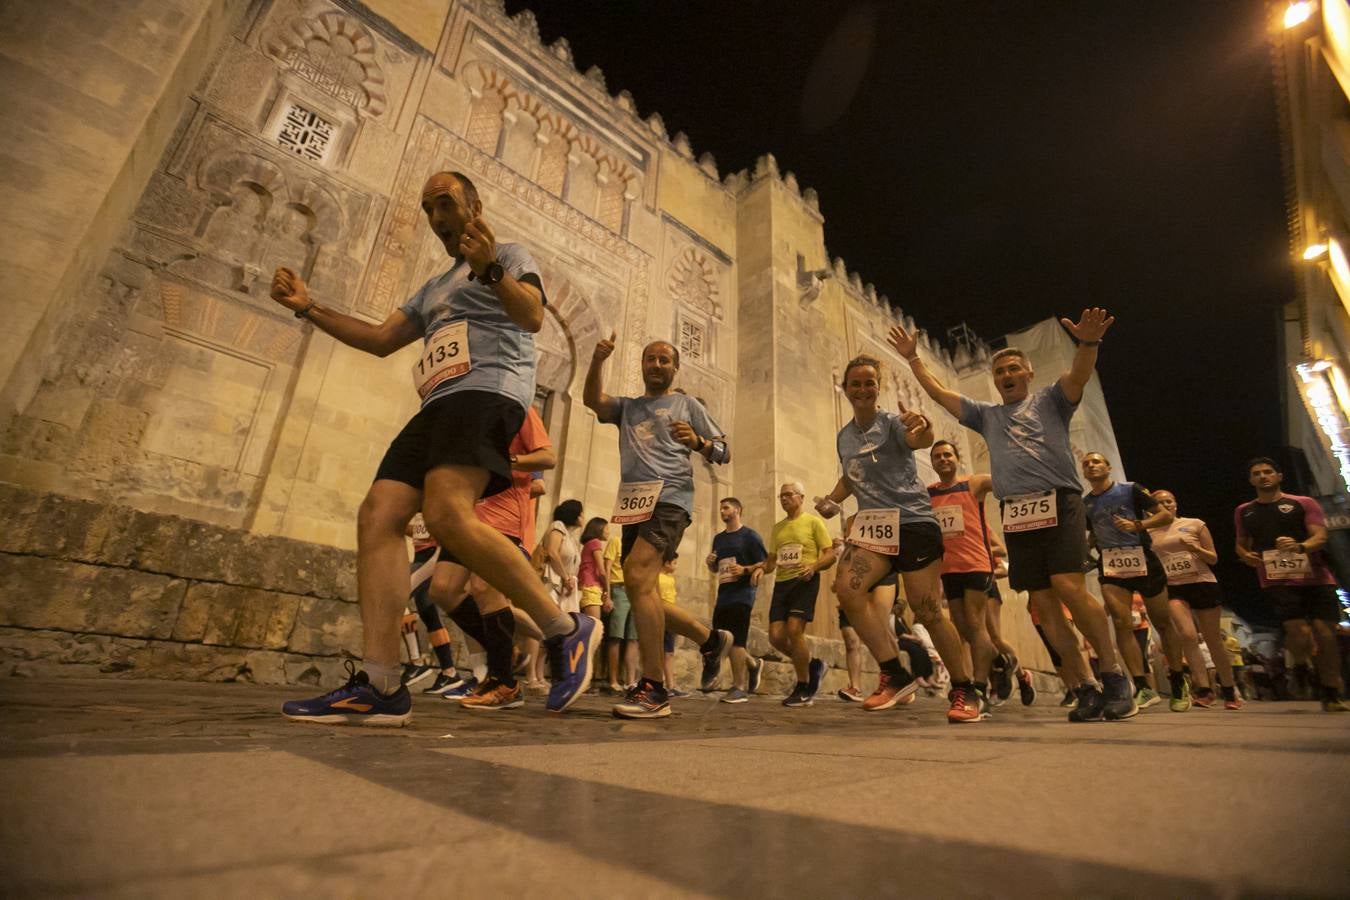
[1081,452,1200,712]
[890,309,1135,721]
[403,514,469,696]
[276,171,597,724]
[585,333,733,718]
[1235,458,1347,712]
[817,355,982,723]
[762,481,836,706]
[705,497,767,703]
[928,440,1001,714]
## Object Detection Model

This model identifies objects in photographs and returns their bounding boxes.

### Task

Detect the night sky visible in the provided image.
[510,1,1293,621]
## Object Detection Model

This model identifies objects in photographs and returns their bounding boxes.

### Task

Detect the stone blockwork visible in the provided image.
[0,483,358,684]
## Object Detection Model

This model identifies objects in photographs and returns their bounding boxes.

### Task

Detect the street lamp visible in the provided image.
[1285,1,1317,29]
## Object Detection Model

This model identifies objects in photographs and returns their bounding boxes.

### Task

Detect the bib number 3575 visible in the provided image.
[849,508,900,555]
[1002,490,1057,533]
[412,321,471,398]
[612,480,662,524]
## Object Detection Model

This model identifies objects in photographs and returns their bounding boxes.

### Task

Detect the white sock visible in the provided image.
[542,613,576,639]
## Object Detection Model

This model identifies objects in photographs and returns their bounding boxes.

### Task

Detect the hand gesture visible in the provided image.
[270,267,309,312]
[593,330,617,363]
[1111,514,1140,534]
[897,398,929,437]
[887,324,920,361]
[459,216,498,277]
[814,496,841,519]
[1060,307,1115,344]
[669,420,702,450]
[1275,536,1302,552]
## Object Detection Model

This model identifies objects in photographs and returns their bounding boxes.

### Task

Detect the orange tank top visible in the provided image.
[927,478,993,574]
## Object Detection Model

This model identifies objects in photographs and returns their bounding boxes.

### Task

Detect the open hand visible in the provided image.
[1060,307,1115,344]
[887,324,920,361]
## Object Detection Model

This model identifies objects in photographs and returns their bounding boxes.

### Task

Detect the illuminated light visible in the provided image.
[1285,1,1315,29]
[1296,359,1350,489]
[1304,242,1329,260]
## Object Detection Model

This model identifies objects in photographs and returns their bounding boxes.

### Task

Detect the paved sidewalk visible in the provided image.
[1,677,1347,898]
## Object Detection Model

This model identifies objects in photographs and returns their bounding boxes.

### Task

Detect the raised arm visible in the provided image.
[888,325,964,418]
[271,267,421,357]
[584,330,620,422]
[460,218,545,333]
[1057,307,1115,404]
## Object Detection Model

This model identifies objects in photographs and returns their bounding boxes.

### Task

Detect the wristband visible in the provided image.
[294,301,316,319]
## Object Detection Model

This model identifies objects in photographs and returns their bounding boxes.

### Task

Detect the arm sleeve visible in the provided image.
[498,243,547,305]
[518,406,552,453]
[1233,506,1248,540]
[812,517,832,552]
[1048,382,1080,418]
[599,396,627,427]
[398,282,428,331]
[1300,497,1326,528]
[747,531,768,564]
[957,396,987,431]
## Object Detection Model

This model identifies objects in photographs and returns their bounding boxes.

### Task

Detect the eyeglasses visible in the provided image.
[778,493,801,499]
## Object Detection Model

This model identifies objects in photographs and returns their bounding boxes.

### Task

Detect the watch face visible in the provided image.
[485,262,504,284]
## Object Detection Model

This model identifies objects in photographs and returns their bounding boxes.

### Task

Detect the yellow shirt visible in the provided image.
[1224,635,1242,667]
[658,572,676,605]
[604,534,624,585]
[770,513,833,583]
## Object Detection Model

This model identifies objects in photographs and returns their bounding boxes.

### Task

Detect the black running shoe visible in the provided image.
[1068,683,1105,722]
[1016,669,1037,706]
[699,629,733,691]
[782,685,813,708]
[807,658,826,698]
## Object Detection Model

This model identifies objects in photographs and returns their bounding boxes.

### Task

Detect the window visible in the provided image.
[274,102,335,164]
[678,317,707,365]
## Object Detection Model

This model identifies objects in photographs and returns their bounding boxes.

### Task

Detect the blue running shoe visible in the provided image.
[281,660,411,727]
[441,676,479,700]
[545,613,599,713]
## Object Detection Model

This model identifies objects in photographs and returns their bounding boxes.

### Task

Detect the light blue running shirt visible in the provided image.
[605,393,723,515]
[398,242,543,412]
[836,411,936,525]
[958,383,1081,498]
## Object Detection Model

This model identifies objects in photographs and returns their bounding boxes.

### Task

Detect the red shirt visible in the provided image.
[475,407,551,542]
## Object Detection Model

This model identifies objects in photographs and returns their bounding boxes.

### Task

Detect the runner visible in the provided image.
[1235,458,1347,712]
[891,309,1135,721]
[833,517,900,702]
[927,440,1000,715]
[763,481,836,706]
[275,171,597,724]
[816,354,983,723]
[585,334,733,718]
[602,531,637,692]
[705,497,767,703]
[403,514,469,696]
[984,535,1036,705]
[1081,452,1202,712]
[1147,490,1241,710]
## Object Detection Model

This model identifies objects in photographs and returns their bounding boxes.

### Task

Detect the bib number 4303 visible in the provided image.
[1102,546,1147,578]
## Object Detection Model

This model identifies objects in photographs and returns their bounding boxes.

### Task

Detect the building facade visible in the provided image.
[0,0,1119,681]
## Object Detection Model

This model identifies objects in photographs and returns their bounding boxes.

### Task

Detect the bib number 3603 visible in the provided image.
[1002,490,1057,533]
[612,480,662,525]
[412,321,471,398]
[849,508,900,555]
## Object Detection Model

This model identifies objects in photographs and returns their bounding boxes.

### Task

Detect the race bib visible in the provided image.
[1102,546,1148,578]
[1262,549,1311,581]
[1161,552,1197,579]
[612,480,662,524]
[409,514,431,543]
[412,321,471,398]
[935,504,965,537]
[849,508,900,555]
[1002,491,1057,533]
[717,557,740,584]
[776,543,804,569]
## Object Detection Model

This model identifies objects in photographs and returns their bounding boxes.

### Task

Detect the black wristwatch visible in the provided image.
[481,261,504,286]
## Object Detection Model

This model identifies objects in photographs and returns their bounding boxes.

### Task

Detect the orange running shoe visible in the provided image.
[459,679,524,711]
[862,670,918,711]
[947,686,986,724]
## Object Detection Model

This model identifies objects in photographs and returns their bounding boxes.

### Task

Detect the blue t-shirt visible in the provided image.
[958,383,1081,498]
[1084,481,1155,550]
[711,526,767,607]
[836,411,936,526]
[603,393,724,515]
[398,242,544,411]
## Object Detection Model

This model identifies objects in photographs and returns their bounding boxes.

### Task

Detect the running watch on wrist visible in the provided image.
[481,261,504,285]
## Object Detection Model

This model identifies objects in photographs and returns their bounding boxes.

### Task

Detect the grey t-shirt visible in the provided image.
[604,393,724,515]
[836,411,936,525]
[958,382,1080,497]
[398,242,544,411]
